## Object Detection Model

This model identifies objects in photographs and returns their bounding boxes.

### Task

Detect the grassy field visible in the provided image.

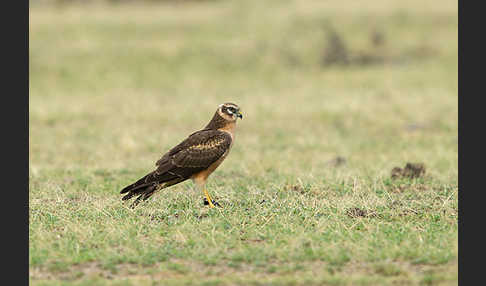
[29,0,458,285]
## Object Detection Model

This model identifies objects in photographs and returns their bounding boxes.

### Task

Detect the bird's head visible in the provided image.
[217,103,243,122]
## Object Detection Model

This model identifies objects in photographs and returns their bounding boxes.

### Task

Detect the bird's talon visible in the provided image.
[203,198,222,208]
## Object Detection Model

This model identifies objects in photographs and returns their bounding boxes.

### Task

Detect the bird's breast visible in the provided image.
[191,153,229,184]
[218,122,236,141]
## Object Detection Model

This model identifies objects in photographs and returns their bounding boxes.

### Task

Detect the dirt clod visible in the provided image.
[391,163,426,179]
[322,27,349,66]
[346,207,368,218]
[327,156,347,167]
[285,184,305,194]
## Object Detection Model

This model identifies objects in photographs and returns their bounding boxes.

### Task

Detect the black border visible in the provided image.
[6,0,29,284]
[458,0,476,285]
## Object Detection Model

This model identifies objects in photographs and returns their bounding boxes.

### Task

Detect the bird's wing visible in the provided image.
[155,129,232,178]
[120,129,232,195]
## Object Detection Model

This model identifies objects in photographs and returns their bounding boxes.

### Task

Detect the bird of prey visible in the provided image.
[120,103,243,208]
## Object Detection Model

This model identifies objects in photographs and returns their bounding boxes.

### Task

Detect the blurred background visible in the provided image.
[29,0,458,181]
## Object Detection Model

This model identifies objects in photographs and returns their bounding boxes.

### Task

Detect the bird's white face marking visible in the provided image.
[218,103,242,121]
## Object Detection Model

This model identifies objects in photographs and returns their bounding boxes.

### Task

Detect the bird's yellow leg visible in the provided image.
[204,188,216,208]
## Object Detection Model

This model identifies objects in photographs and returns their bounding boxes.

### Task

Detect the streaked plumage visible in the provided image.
[120,103,242,208]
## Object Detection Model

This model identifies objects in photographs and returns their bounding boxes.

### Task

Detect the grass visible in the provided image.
[29,0,457,285]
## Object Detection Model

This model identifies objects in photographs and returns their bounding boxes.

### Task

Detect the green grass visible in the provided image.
[30,0,457,285]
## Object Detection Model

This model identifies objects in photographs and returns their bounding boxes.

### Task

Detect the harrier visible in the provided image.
[120,103,242,208]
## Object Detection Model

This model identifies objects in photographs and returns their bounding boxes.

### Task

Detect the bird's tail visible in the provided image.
[120,174,185,208]
[120,172,155,196]
[124,185,158,208]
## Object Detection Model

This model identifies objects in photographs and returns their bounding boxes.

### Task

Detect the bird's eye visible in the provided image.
[227,107,235,114]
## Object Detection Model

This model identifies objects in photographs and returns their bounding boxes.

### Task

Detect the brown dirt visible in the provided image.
[30,259,457,284]
[346,207,373,218]
[391,163,426,179]
[285,184,305,194]
[326,156,347,167]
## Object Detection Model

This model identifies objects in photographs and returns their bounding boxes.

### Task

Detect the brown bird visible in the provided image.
[120,103,243,208]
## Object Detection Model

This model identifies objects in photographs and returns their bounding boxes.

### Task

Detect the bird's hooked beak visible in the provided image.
[236,111,243,119]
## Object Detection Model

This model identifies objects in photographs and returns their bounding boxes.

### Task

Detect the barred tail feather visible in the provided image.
[120,173,153,194]
[120,177,187,208]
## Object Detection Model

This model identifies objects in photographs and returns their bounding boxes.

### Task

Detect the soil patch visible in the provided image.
[391,163,426,179]
[346,207,376,218]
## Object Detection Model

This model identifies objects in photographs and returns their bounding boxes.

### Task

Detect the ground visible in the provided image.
[29,0,458,285]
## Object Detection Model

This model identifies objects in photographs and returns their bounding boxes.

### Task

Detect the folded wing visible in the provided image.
[120,129,232,201]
